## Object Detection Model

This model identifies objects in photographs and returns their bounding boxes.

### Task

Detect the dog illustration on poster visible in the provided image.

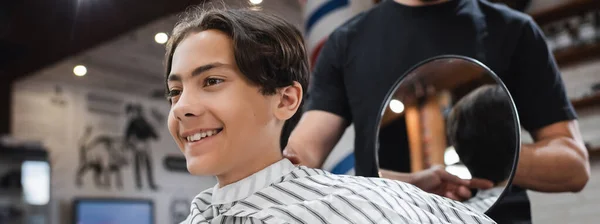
[75,127,128,189]
[75,103,161,191]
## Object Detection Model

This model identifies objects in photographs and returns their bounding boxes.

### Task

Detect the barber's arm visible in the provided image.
[284,111,347,168]
[514,121,590,192]
[509,18,590,192]
[283,30,353,167]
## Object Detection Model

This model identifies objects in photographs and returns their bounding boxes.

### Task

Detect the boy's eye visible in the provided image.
[167,89,182,97]
[204,78,224,87]
[166,89,181,103]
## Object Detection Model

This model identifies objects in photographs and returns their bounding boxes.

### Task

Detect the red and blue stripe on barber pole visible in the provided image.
[302,0,374,68]
[304,0,348,67]
[301,0,374,175]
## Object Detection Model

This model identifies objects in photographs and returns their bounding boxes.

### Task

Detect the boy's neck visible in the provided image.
[216,148,284,188]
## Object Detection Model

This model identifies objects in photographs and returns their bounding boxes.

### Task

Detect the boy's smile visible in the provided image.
[182,128,222,143]
[180,128,223,154]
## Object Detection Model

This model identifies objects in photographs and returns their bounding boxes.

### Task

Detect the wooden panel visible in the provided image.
[555,42,600,68]
[571,92,600,109]
[530,0,600,26]
[421,95,447,167]
[405,106,424,172]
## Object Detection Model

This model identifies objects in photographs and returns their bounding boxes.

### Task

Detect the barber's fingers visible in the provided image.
[282,149,301,165]
[467,178,495,190]
[440,184,471,201]
[440,185,465,201]
[435,167,470,186]
[445,192,462,201]
[455,185,472,199]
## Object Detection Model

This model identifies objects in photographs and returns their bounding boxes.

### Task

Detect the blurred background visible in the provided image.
[0,0,599,223]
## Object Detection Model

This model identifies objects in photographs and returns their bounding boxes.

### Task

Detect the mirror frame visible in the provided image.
[373,54,521,214]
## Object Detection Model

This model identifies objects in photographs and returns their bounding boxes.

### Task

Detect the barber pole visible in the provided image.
[300,0,376,175]
[301,0,376,68]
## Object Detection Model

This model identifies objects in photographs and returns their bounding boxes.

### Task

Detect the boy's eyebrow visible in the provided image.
[167,62,225,82]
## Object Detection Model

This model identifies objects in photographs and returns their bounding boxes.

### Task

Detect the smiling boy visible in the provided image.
[165,6,496,224]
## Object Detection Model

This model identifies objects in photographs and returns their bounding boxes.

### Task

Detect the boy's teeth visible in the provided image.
[187,130,219,142]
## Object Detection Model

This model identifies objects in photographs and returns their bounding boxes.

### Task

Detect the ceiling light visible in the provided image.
[155,32,168,44]
[250,0,263,5]
[73,65,87,77]
[389,99,404,113]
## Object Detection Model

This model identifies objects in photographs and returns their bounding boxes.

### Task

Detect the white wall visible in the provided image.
[11,80,217,224]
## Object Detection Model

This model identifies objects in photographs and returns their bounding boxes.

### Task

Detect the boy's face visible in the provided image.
[166,30,284,176]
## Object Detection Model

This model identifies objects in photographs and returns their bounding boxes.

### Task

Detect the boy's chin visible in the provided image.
[186,157,220,176]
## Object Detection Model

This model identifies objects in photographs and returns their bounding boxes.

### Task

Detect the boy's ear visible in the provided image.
[274,81,303,121]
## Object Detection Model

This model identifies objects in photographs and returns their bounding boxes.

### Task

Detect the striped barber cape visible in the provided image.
[181,159,496,224]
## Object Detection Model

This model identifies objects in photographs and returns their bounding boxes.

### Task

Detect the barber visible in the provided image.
[283,0,590,223]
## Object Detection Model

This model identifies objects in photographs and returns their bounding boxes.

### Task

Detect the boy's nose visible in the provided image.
[173,95,204,121]
[174,104,202,121]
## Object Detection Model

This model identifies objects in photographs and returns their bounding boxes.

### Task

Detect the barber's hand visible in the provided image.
[283,145,324,168]
[282,146,303,165]
[410,165,494,201]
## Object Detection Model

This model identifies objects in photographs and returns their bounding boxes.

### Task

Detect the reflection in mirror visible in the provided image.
[375,56,520,214]
[446,84,516,212]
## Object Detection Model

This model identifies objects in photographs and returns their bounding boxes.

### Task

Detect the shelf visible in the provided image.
[554,41,600,67]
[530,0,600,27]
[489,0,531,12]
[571,92,600,109]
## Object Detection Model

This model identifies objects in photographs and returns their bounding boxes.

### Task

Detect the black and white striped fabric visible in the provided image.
[181,159,497,224]
[463,187,504,213]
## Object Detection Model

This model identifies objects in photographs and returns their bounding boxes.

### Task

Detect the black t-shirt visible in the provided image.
[304,0,577,223]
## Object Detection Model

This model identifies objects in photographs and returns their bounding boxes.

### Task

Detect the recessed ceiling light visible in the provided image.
[155,32,168,44]
[250,0,262,5]
[73,65,87,77]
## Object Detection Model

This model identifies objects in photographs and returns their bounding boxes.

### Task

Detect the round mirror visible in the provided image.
[374,55,520,214]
